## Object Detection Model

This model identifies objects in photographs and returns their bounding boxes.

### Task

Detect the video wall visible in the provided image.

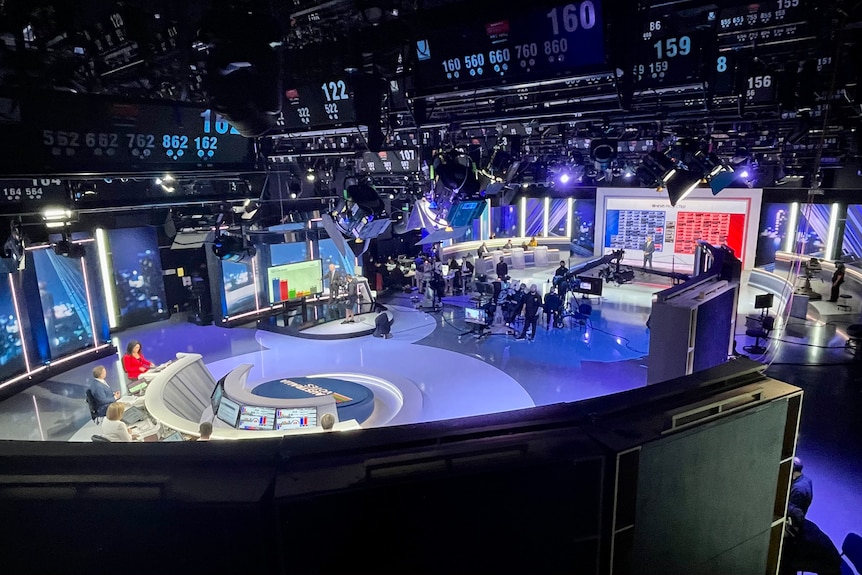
[32,247,95,358]
[794,204,830,257]
[319,238,355,287]
[842,204,862,259]
[597,188,759,270]
[267,260,323,304]
[0,277,26,382]
[107,227,168,328]
[222,260,256,317]
[572,200,596,256]
[755,203,792,268]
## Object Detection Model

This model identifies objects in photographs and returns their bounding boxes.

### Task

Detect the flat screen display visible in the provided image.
[31,246,94,358]
[238,405,276,431]
[222,260,256,316]
[276,407,318,430]
[211,378,225,413]
[465,307,484,322]
[0,277,26,383]
[216,396,241,427]
[448,201,486,228]
[107,227,168,328]
[574,277,603,297]
[270,242,309,266]
[267,260,323,303]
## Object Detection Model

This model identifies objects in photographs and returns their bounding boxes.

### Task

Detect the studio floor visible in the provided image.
[0,260,859,552]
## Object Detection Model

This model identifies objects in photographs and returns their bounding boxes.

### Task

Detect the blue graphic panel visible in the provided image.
[222,260,256,316]
[572,200,596,255]
[0,278,26,382]
[794,204,830,256]
[32,248,93,358]
[319,238,355,291]
[524,199,543,237]
[108,227,168,327]
[755,203,792,267]
[270,242,309,266]
[605,209,665,250]
[842,204,862,259]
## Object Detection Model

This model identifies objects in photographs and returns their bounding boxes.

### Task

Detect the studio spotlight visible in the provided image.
[559,173,570,184]
[590,139,617,170]
[212,234,256,262]
[664,168,702,206]
[331,179,390,243]
[434,149,479,196]
[53,236,86,258]
[701,153,735,195]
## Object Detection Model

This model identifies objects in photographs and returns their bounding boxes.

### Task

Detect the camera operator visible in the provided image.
[544,286,563,329]
[516,284,543,340]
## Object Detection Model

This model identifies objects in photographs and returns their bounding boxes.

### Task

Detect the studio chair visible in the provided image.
[85,389,101,424]
[744,315,775,355]
[841,532,862,574]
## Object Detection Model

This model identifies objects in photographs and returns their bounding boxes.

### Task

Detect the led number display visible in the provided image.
[716,0,812,51]
[0,90,255,176]
[631,10,711,89]
[279,78,357,130]
[413,2,605,96]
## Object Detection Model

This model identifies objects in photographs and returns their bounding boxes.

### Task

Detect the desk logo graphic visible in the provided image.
[416,40,431,61]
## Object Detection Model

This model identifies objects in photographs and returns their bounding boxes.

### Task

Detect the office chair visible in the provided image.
[744,315,775,355]
[85,389,102,424]
[841,532,862,574]
[90,435,111,442]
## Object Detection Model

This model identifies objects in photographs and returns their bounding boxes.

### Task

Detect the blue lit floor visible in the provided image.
[0,265,859,551]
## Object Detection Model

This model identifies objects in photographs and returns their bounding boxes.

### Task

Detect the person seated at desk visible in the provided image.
[496,256,509,281]
[504,239,513,250]
[321,413,336,431]
[477,242,489,258]
[122,340,155,381]
[528,236,538,248]
[100,403,137,442]
[89,365,119,418]
[197,421,212,441]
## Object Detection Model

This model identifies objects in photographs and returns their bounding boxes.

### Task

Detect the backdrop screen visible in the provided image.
[0,277,26,382]
[319,238,355,292]
[270,242,309,266]
[222,260,256,316]
[755,203,792,267]
[32,247,94,358]
[108,227,168,327]
[267,260,323,303]
[843,204,862,259]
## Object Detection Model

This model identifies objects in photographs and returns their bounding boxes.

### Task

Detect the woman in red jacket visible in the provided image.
[122,340,155,381]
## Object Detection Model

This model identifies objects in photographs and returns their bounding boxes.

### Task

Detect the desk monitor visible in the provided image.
[216,396,241,427]
[120,406,147,425]
[754,293,774,310]
[464,307,484,323]
[575,276,603,297]
[211,377,226,413]
[276,407,318,430]
[238,405,276,431]
[160,431,184,442]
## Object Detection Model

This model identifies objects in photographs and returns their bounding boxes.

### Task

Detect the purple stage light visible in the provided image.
[740,170,749,179]
[559,173,570,184]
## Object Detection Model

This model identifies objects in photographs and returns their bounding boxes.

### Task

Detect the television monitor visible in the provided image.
[211,378,226,413]
[216,396,241,427]
[464,307,484,323]
[221,260,256,316]
[107,227,169,328]
[160,431,184,442]
[276,407,318,430]
[238,406,276,431]
[448,201,486,228]
[574,276,603,297]
[755,293,774,310]
[267,260,323,304]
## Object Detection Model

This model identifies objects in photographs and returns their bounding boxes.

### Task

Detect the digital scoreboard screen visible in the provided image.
[0,90,256,176]
[412,1,606,96]
[279,78,356,131]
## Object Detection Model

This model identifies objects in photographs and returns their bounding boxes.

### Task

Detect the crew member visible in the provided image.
[495,256,509,281]
[122,340,155,381]
[517,284,543,340]
[544,287,563,329]
[642,235,656,270]
[828,262,845,303]
[554,260,568,279]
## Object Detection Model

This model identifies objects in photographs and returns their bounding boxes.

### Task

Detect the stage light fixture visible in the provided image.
[212,233,256,263]
[53,236,85,258]
[590,139,617,169]
[664,167,702,206]
[434,149,479,196]
[331,179,390,243]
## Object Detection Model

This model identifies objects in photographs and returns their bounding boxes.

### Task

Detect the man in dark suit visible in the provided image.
[89,365,118,418]
[326,263,343,298]
[495,256,508,281]
[642,235,656,270]
[516,284,543,340]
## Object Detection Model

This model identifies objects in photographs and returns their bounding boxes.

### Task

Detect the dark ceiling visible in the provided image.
[1,0,861,190]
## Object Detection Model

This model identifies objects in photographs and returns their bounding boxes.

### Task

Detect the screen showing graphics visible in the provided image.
[602,196,750,270]
[267,260,323,303]
[448,201,486,228]
[32,247,94,358]
[270,242,309,266]
[794,204,830,257]
[524,199,543,237]
[572,200,596,255]
[464,307,484,322]
[842,204,862,259]
[108,227,168,328]
[605,209,666,251]
[238,405,276,431]
[276,407,318,430]
[755,203,792,267]
[216,396,241,426]
[0,278,26,382]
[222,260,256,316]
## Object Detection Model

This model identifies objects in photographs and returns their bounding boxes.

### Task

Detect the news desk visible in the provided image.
[143,353,359,439]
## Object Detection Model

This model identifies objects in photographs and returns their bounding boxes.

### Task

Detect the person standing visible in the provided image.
[122,340,155,381]
[788,457,813,527]
[517,284,543,340]
[342,275,358,324]
[544,287,563,329]
[495,256,509,281]
[642,235,656,270]
[828,262,845,302]
[326,263,342,298]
